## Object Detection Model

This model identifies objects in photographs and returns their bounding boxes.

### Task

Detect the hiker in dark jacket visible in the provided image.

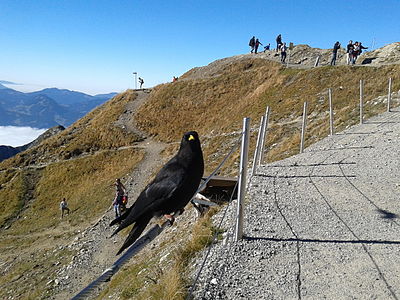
[249,36,256,53]
[276,34,282,52]
[330,41,341,66]
[346,40,354,65]
[254,39,263,54]
[359,42,368,54]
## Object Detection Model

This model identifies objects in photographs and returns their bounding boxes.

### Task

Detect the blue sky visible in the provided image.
[0,0,399,95]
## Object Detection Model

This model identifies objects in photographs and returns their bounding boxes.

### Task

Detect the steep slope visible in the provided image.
[0,91,147,299]
[0,43,399,299]
[136,56,400,176]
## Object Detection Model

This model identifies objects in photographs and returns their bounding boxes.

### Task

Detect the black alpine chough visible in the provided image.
[110,131,204,255]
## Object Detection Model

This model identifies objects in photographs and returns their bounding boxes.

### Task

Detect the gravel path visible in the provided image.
[192,107,400,299]
[52,90,168,299]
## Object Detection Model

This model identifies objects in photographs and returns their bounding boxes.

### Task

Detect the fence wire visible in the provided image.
[186,179,239,300]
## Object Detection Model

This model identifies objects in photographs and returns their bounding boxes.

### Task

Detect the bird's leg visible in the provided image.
[164,214,175,226]
[164,208,185,225]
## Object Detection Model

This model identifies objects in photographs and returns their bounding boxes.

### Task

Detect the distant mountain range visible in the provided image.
[0,84,117,128]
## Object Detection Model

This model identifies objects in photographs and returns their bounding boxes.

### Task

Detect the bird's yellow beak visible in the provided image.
[188,135,195,141]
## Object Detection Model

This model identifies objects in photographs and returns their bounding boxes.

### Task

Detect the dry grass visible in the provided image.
[2,148,144,237]
[1,54,400,299]
[136,61,400,173]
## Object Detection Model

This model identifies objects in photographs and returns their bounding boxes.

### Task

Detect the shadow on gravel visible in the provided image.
[244,236,400,245]
[377,209,398,220]
[265,162,356,168]
[307,146,374,152]
[336,131,379,135]
[255,174,356,179]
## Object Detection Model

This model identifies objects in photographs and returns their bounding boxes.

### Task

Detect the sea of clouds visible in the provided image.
[0,126,47,147]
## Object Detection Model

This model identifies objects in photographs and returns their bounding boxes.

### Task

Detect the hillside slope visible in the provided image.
[0,43,399,299]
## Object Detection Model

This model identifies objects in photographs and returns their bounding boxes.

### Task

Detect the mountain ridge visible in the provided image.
[0,86,117,128]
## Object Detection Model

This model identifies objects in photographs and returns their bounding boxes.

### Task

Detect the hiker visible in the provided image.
[172,76,178,82]
[352,41,361,64]
[138,77,144,89]
[112,178,126,218]
[60,198,70,219]
[280,42,287,63]
[346,40,354,65]
[249,36,256,53]
[330,41,341,66]
[276,34,282,52]
[359,42,368,54]
[263,43,271,52]
[254,38,263,54]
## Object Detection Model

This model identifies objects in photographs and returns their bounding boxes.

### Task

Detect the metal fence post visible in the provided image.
[259,106,270,165]
[251,116,264,177]
[360,79,364,124]
[300,102,308,153]
[258,106,271,165]
[388,77,392,112]
[314,55,321,67]
[235,117,250,242]
[328,88,334,135]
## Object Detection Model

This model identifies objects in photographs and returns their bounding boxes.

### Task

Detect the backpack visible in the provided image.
[122,195,128,205]
[249,38,255,47]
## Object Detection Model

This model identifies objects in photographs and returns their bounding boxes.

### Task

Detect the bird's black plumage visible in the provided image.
[110,131,204,255]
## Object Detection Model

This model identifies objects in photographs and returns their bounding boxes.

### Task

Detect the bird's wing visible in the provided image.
[135,165,185,215]
[115,162,186,232]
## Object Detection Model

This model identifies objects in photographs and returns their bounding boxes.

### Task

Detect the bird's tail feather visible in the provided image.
[116,213,152,255]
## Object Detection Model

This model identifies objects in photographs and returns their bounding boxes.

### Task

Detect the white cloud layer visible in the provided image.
[0,126,47,147]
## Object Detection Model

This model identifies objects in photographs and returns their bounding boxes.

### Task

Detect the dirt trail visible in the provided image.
[53,89,168,299]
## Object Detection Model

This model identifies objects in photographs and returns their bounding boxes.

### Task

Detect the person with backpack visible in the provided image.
[330,41,341,66]
[112,178,126,218]
[276,34,282,52]
[254,38,263,54]
[249,36,256,53]
[60,198,70,219]
[280,42,287,63]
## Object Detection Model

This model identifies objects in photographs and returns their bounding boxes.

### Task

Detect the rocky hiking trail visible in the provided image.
[194,108,400,299]
[52,90,169,299]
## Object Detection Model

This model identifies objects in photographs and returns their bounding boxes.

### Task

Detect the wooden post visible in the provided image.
[300,102,308,153]
[360,79,364,124]
[235,118,250,242]
[328,88,334,135]
[259,106,270,165]
[251,116,264,177]
[387,77,392,112]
